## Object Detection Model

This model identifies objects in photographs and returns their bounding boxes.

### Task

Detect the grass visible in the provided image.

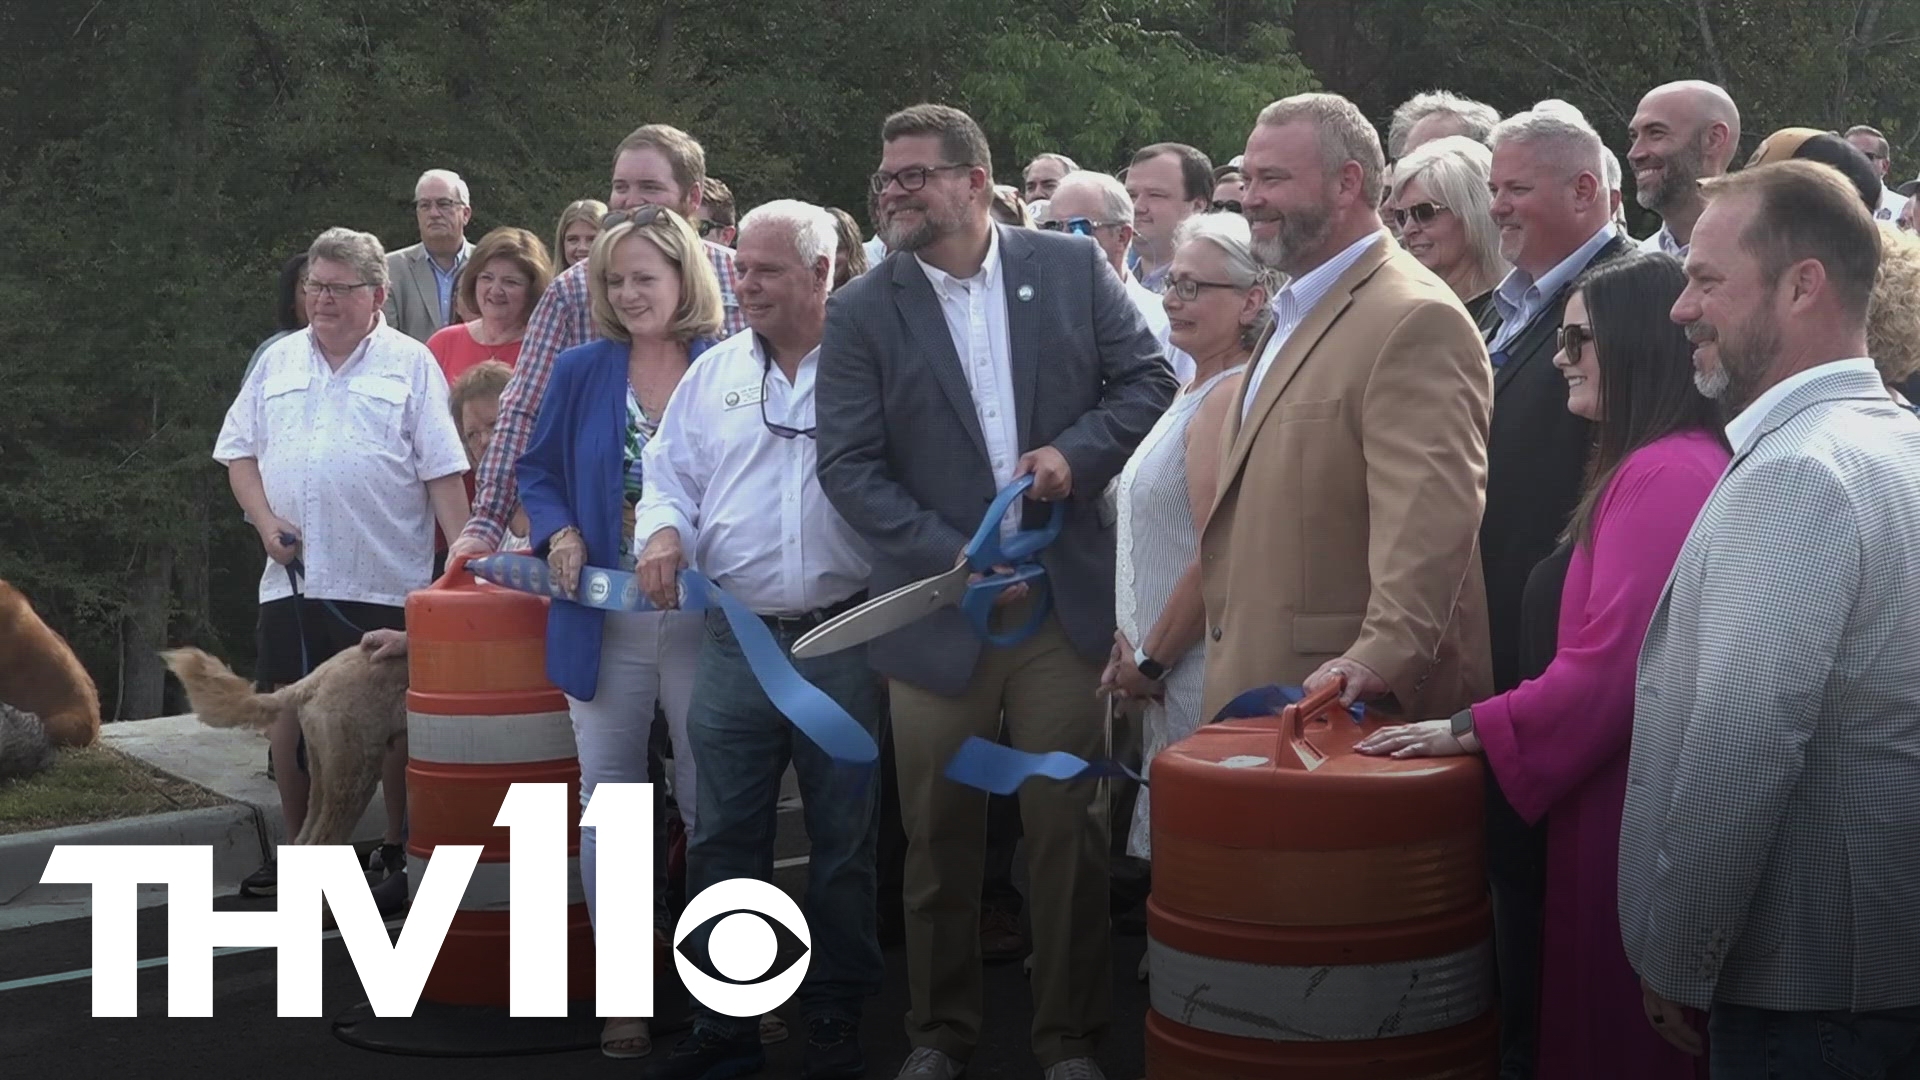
[0,744,229,835]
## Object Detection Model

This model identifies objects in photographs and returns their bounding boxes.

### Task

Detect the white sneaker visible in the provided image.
[897,1046,964,1078]
[1043,1058,1106,1080]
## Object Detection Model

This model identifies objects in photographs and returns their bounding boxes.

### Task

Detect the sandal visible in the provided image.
[601,1017,652,1059]
[758,1013,789,1044]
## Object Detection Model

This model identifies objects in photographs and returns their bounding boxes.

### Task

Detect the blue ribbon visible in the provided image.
[939,684,1355,796]
[941,736,1142,796]
[467,554,878,766]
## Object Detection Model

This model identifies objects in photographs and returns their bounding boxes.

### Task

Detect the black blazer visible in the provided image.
[1476,233,1633,692]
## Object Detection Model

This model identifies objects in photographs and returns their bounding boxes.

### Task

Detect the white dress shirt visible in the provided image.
[1489,223,1618,355]
[1242,232,1383,421]
[1125,273,1195,385]
[633,330,871,616]
[916,228,1023,539]
[1724,357,1881,456]
[1876,186,1909,223]
[1638,224,1686,258]
[213,317,469,606]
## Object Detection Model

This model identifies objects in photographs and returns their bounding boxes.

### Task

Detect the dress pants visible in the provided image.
[890,612,1110,1067]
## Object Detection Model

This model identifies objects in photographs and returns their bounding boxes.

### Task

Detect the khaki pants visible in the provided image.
[891,614,1110,1067]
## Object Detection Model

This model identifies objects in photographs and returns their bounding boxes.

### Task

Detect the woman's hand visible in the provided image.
[636,528,686,609]
[547,527,586,598]
[258,518,301,566]
[1355,718,1475,759]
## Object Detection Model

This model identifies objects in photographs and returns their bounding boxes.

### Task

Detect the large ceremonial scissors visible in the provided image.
[789,475,1064,659]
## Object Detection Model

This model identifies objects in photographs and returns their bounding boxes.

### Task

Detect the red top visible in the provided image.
[427,323,523,386]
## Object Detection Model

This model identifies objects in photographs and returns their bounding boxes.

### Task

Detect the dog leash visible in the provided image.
[276,532,373,678]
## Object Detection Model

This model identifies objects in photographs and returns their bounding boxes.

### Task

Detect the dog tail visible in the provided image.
[0,704,56,781]
[162,648,292,731]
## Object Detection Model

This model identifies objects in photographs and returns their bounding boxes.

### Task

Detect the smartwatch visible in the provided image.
[1133,644,1167,682]
[1449,707,1476,740]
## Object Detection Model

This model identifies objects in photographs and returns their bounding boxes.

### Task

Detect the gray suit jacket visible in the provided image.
[816,224,1177,695]
[1622,365,1920,1012]
[383,239,472,343]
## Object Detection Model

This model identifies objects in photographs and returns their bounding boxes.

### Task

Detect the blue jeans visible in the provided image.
[685,608,883,1037]
[1712,1002,1920,1079]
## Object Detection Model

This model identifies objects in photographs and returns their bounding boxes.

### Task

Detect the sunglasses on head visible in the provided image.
[1556,323,1593,359]
[1040,217,1116,237]
[601,204,666,230]
[1210,200,1243,214]
[1392,201,1449,228]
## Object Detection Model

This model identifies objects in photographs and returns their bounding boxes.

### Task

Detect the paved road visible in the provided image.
[0,807,1150,1080]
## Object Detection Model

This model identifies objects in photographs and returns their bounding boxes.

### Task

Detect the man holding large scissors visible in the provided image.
[815,104,1174,1080]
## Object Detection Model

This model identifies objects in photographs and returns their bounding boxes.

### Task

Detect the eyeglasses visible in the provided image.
[1040,217,1119,237]
[695,218,721,238]
[1165,277,1240,301]
[760,364,815,440]
[1392,202,1450,228]
[1555,322,1593,360]
[415,198,465,213]
[302,281,374,299]
[601,204,666,230]
[1210,200,1243,214]
[869,163,973,195]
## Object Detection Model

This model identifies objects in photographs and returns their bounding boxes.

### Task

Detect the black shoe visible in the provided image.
[370,865,409,918]
[239,857,276,898]
[367,843,406,879]
[647,1026,764,1080]
[801,1016,864,1080]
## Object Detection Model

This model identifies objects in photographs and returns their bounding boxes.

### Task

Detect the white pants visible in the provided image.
[564,608,702,928]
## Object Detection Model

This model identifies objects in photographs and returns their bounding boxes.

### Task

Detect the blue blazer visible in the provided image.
[516,335,715,699]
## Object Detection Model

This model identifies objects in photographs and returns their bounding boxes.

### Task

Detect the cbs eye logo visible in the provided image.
[674,879,811,1016]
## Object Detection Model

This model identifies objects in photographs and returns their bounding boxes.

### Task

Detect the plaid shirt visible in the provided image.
[461,239,741,547]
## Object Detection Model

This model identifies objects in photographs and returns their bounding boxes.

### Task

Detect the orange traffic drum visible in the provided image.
[404,557,592,1007]
[1146,682,1496,1079]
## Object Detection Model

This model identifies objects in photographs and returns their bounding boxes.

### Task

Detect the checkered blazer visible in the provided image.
[1621,365,1920,1012]
[815,224,1176,695]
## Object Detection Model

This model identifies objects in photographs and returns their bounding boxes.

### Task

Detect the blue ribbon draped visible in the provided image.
[467,554,878,766]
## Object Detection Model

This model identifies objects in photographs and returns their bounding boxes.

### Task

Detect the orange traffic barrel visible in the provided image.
[1145,682,1496,1079]
[404,557,593,1007]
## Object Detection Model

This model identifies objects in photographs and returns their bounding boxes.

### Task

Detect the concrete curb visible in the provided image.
[0,803,270,930]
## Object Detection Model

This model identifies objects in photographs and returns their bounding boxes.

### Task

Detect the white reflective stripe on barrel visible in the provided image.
[1147,937,1494,1042]
[407,710,577,764]
[406,855,586,911]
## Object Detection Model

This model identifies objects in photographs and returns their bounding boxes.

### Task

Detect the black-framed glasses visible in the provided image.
[760,365,815,440]
[302,281,374,299]
[1210,199,1243,214]
[1040,217,1119,237]
[869,163,973,195]
[601,204,666,230]
[1165,276,1240,301]
[1556,322,1593,360]
[1392,201,1450,229]
[695,218,720,237]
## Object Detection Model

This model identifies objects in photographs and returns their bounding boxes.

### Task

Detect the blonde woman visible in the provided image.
[514,205,720,1058]
[1871,224,1920,411]
[1388,135,1509,320]
[553,197,608,270]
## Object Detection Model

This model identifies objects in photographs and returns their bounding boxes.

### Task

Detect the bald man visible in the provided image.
[1627,80,1741,256]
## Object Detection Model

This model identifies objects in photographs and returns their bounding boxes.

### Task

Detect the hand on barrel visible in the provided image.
[638,528,687,609]
[1304,656,1386,707]
[1640,980,1704,1057]
[547,527,586,598]
[1356,718,1473,759]
[448,534,496,561]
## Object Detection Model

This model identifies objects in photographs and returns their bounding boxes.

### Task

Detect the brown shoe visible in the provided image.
[979,905,1027,962]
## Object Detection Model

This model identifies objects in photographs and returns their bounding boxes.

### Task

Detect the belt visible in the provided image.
[759,592,869,635]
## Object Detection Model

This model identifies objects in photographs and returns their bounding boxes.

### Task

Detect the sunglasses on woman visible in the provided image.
[1391,201,1450,229]
[1210,200,1243,214]
[1040,217,1118,237]
[1556,323,1593,360]
[600,204,666,230]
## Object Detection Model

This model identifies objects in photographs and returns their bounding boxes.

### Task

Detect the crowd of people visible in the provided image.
[210,78,1920,1080]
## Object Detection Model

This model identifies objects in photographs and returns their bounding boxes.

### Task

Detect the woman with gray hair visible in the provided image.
[1102,213,1276,868]
[1389,134,1508,319]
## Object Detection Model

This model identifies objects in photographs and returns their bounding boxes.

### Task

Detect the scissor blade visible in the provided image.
[789,566,971,659]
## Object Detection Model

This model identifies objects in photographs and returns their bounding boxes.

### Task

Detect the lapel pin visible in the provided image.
[1017,284,1034,302]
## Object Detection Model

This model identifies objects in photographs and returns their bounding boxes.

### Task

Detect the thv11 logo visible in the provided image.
[40,782,810,1018]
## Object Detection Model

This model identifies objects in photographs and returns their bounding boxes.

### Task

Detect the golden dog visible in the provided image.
[162,645,407,845]
[0,580,102,749]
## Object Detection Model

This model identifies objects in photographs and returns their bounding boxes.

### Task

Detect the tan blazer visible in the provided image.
[1199,233,1493,723]
[382,240,471,343]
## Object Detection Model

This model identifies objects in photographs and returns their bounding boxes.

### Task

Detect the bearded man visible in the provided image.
[1628,81,1742,258]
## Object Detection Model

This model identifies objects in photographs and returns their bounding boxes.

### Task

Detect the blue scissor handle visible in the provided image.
[964,475,1066,569]
[959,562,1052,644]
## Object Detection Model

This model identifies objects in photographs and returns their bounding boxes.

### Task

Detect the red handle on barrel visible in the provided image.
[432,552,476,590]
[1278,674,1347,770]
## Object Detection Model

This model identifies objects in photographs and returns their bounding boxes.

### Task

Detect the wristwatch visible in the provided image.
[1133,644,1167,682]
[1449,707,1475,739]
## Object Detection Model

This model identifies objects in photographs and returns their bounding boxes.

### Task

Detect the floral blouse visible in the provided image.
[620,386,661,570]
